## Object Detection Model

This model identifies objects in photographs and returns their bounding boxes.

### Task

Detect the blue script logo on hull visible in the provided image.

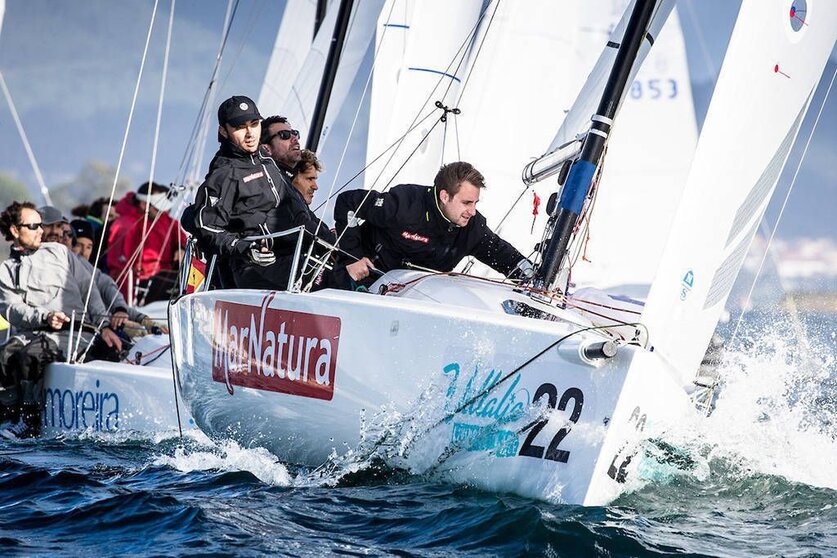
[442,362,530,457]
[43,379,120,432]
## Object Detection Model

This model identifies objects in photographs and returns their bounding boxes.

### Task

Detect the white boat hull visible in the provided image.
[170,276,693,505]
[42,335,193,437]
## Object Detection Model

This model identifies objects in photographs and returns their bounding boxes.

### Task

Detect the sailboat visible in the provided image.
[168,0,837,505]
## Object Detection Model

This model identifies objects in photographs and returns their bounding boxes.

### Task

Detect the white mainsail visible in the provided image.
[363,0,415,190]
[450,0,585,262]
[362,0,484,190]
[641,0,837,380]
[257,0,319,116]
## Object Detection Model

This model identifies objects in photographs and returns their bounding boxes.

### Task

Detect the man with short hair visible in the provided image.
[261,115,302,172]
[334,161,533,285]
[191,96,287,289]
[261,146,373,289]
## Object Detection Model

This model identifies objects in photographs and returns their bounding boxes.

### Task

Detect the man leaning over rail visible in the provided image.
[334,161,534,288]
[259,126,374,289]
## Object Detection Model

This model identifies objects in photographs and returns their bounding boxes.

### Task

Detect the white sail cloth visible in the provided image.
[258,0,319,117]
[641,0,837,381]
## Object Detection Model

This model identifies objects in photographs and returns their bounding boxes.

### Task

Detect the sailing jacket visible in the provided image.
[333,184,525,275]
[107,191,187,298]
[192,141,284,258]
[0,244,110,331]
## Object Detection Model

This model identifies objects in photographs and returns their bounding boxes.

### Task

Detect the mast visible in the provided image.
[306,0,355,152]
[535,0,658,288]
[314,0,328,35]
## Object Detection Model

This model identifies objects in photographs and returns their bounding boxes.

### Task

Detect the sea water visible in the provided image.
[0,311,834,557]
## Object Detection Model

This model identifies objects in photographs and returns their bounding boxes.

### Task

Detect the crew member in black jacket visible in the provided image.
[192,95,286,288]
[334,161,534,287]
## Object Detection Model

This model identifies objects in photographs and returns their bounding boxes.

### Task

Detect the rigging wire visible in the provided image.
[300,1,500,288]
[728,65,837,351]
[137,0,177,305]
[74,0,160,361]
[0,71,53,206]
[310,0,499,214]
[175,0,239,187]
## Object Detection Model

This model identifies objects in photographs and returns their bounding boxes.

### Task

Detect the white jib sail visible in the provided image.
[641,0,837,382]
[257,0,319,117]
[568,4,698,293]
[362,0,484,191]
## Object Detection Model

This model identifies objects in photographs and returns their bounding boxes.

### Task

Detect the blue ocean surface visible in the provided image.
[1,311,835,557]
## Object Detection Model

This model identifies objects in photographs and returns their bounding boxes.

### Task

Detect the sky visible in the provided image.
[0,0,835,240]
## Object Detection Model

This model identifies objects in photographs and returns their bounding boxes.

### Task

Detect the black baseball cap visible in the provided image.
[70,219,95,241]
[218,95,262,127]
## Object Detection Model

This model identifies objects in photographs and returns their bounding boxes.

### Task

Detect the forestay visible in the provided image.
[641,0,837,381]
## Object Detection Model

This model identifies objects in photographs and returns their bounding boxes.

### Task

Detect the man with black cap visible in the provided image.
[70,218,96,262]
[191,95,289,289]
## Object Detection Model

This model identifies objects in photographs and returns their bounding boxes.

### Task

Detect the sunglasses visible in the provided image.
[267,129,300,142]
[17,222,43,230]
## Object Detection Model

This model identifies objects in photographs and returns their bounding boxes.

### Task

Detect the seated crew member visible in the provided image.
[38,205,72,248]
[70,218,95,262]
[44,213,157,332]
[0,202,126,438]
[334,161,534,286]
[191,95,287,289]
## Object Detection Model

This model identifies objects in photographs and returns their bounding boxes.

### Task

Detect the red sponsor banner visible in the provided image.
[211,300,341,400]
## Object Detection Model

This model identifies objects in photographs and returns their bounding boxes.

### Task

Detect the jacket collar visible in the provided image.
[9,244,34,260]
[219,139,257,160]
[424,186,458,231]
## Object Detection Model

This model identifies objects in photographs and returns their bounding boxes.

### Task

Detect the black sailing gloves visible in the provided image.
[247,240,277,267]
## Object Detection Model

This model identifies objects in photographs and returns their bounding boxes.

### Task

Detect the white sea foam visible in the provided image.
[154,437,292,486]
[663,315,837,490]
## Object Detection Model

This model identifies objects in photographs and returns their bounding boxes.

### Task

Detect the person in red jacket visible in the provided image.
[107,182,186,304]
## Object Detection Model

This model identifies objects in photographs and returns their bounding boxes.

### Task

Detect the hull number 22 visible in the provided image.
[519,383,584,463]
